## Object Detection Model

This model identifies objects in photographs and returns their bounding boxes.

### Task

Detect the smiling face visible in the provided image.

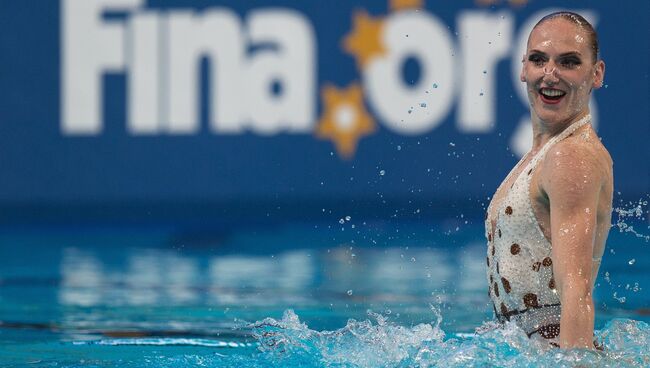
[520,18,605,125]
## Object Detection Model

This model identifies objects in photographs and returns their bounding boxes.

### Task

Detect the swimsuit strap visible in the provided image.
[485,115,592,217]
[525,114,592,175]
[518,114,592,241]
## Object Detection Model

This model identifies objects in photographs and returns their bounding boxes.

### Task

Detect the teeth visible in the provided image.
[540,88,565,97]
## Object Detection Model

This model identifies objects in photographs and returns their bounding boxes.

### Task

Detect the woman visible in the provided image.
[485,11,612,349]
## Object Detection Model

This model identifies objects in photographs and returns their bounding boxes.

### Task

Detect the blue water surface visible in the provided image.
[0,219,648,367]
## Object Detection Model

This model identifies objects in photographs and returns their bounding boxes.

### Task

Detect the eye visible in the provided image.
[559,57,582,69]
[528,54,546,67]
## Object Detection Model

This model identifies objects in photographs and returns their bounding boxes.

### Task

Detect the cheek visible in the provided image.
[574,78,593,94]
[523,68,541,85]
[566,71,593,93]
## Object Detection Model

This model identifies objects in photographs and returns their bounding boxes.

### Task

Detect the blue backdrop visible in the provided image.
[0,0,647,224]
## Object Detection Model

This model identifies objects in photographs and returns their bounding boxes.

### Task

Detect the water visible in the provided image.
[1,220,648,367]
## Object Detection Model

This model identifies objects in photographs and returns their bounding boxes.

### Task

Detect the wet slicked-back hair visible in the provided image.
[531,11,600,63]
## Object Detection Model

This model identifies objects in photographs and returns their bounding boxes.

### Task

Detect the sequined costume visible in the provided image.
[485,115,593,342]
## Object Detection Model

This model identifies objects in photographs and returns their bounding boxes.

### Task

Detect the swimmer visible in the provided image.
[484,11,612,349]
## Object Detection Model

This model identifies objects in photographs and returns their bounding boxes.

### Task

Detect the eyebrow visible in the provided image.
[529,49,583,57]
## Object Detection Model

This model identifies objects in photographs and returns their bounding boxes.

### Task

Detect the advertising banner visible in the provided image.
[0,0,647,221]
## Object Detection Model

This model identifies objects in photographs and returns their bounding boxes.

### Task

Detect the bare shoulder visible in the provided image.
[543,126,612,179]
[540,126,613,197]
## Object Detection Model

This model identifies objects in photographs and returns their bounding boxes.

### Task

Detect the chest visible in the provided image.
[486,156,550,240]
[486,156,531,230]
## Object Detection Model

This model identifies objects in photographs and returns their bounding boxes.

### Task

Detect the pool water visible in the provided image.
[1,220,648,367]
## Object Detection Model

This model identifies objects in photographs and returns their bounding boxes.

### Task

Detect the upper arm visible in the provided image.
[541,142,604,295]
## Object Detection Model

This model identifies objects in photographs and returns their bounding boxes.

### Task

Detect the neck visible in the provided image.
[530,110,591,151]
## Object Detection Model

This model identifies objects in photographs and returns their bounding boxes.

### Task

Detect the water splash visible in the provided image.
[613,197,650,242]
[250,308,445,367]
[246,309,650,368]
[54,312,650,367]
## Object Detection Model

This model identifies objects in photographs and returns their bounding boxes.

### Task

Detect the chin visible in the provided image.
[531,105,563,123]
[531,99,586,125]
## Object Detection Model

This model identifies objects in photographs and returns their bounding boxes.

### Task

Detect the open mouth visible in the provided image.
[538,88,566,104]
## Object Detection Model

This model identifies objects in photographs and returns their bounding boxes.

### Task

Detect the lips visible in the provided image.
[539,87,566,104]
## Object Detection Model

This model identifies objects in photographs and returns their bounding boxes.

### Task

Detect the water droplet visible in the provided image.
[628,258,636,265]
[347,289,353,296]
[379,170,385,176]
[483,70,487,74]
[345,216,351,221]
[479,92,484,96]
[613,292,626,303]
[449,142,455,147]
[420,102,427,107]
[397,145,402,151]
[432,83,438,89]
[339,218,345,224]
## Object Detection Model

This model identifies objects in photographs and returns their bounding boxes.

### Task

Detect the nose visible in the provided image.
[542,62,559,84]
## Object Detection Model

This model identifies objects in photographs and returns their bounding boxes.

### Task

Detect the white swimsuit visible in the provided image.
[485,115,592,341]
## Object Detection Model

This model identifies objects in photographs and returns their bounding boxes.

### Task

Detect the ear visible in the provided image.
[519,54,526,82]
[592,60,605,89]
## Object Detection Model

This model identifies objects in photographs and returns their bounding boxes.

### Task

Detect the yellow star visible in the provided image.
[316,83,376,159]
[508,0,528,6]
[390,0,424,11]
[343,10,387,69]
